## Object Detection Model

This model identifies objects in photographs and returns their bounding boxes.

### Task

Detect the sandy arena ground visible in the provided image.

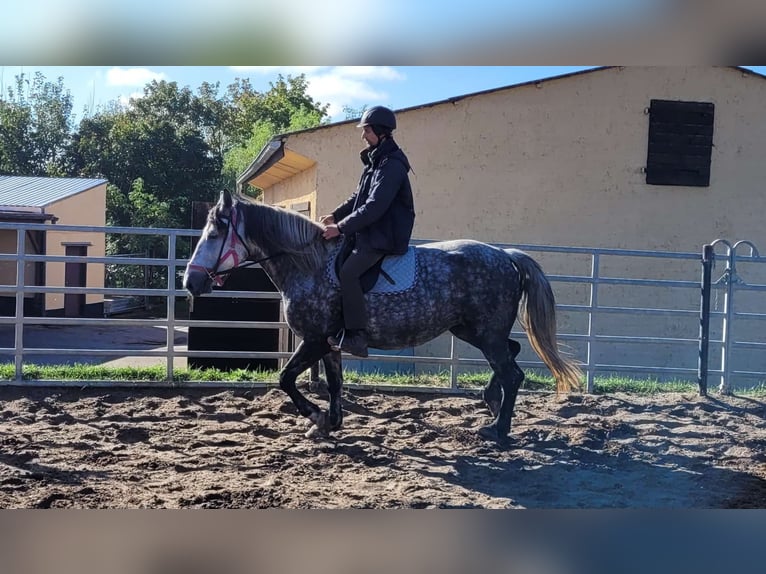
[0,382,764,508]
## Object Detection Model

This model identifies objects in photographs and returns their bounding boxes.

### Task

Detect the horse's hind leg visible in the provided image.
[479,343,525,447]
[485,367,524,446]
[450,327,524,446]
[321,350,344,431]
[483,339,522,417]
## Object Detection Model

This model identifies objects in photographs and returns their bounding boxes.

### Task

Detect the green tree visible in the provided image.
[222,74,329,195]
[104,179,174,291]
[68,82,223,231]
[0,102,35,174]
[0,72,74,175]
[3,70,329,234]
[221,120,274,196]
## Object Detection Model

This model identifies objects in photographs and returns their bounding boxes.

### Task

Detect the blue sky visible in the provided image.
[3,66,765,126]
[0,66,609,123]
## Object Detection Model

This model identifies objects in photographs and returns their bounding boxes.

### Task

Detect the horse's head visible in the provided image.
[183,189,250,297]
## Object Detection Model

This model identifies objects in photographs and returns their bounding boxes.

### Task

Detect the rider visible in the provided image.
[320,105,415,357]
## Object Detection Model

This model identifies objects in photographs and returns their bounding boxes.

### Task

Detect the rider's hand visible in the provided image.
[322,224,341,240]
[319,214,335,225]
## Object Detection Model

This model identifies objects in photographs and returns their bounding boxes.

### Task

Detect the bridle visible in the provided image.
[187,205,317,287]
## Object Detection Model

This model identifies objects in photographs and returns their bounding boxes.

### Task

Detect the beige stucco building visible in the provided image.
[0,176,107,317]
[235,66,766,380]
[239,66,765,252]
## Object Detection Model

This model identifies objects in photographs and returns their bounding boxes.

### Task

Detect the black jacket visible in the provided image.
[333,137,415,255]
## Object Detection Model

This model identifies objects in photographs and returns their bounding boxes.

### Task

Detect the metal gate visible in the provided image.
[698,239,766,395]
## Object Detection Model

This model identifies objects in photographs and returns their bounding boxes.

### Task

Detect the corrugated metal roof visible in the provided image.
[0,176,107,209]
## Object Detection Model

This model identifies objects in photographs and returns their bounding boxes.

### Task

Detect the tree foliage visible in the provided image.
[1,70,329,287]
[68,82,223,232]
[0,72,74,175]
[222,75,329,194]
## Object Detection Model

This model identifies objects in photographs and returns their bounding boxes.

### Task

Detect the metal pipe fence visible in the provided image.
[0,221,763,394]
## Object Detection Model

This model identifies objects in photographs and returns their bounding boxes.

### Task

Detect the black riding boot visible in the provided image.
[327,329,369,358]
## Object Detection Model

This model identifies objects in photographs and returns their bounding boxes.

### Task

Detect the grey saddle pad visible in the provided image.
[326,245,418,295]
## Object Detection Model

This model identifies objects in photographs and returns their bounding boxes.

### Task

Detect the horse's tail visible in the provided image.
[506,249,583,393]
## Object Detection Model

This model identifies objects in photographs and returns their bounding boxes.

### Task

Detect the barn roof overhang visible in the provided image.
[236,137,316,193]
[0,209,58,224]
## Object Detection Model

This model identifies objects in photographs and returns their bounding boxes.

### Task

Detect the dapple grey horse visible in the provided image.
[183,190,581,446]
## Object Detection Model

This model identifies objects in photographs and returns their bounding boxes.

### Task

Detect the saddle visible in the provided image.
[328,240,418,295]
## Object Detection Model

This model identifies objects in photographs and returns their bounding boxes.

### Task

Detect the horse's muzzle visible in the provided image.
[183,268,213,298]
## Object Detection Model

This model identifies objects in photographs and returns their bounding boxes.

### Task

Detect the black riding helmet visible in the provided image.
[356,106,397,133]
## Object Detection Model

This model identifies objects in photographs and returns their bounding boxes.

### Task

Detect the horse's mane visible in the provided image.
[234,195,329,274]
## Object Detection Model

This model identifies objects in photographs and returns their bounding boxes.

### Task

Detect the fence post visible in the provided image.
[586,253,599,393]
[450,335,459,390]
[166,232,177,383]
[718,240,760,395]
[14,228,26,383]
[713,241,737,396]
[697,244,713,396]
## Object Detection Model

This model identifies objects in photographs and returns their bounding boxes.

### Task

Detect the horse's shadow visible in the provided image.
[327,390,766,509]
[329,429,766,508]
[443,450,766,509]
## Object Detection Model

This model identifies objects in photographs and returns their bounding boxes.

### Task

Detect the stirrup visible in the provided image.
[328,328,346,352]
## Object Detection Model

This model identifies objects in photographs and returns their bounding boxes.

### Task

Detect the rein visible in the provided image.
[188,205,319,287]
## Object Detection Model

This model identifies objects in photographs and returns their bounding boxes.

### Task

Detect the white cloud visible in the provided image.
[117,91,144,107]
[306,73,385,103]
[304,67,404,121]
[106,67,167,87]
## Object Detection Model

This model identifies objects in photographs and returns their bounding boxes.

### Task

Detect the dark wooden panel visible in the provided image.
[649,124,714,138]
[650,98,714,112]
[646,142,713,156]
[649,100,715,124]
[646,167,710,187]
[646,99,714,187]
[648,109,714,125]
[647,153,713,169]
[188,267,280,372]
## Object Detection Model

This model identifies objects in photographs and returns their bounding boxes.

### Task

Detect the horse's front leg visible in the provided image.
[278,339,332,437]
[321,350,344,431]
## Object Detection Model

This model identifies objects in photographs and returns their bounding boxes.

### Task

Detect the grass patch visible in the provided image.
[0,363,764,397]
[0,363,278,384]
[592,376,698,395]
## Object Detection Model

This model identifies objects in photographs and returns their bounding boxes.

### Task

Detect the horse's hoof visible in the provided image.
[305,424,328,439]
[478,424,511,448]
[305,412,331,439]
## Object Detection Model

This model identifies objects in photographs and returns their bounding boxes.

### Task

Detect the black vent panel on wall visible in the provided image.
[646,99,714,187]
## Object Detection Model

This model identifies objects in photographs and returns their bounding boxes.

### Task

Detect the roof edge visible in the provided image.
[236,139,284,192]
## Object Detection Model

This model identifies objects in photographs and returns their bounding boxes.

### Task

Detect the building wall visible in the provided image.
[269,66,766,252]
[44,184,107,312]
[252,67,766,380]
[263,166,317,219]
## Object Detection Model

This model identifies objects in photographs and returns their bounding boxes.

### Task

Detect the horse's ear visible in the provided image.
[220,189,233,209]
